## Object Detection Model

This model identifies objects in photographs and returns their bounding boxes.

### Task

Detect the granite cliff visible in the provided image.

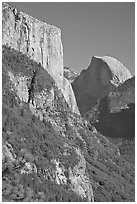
[64,67,78,83]
[2,45,93,201]
[2,3,79,114]
[72,56,132,114]
[2,46,135,201]
[2,3,135,202]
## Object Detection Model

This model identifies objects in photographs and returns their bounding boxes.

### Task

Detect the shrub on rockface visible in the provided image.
[2,45,55,91]
[2,45,86,202]
[2,45,135,202]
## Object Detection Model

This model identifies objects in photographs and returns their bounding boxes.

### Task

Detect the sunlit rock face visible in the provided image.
[62,78,80,115]
[95,56,132,86]
[2,3,79,114]
[72,56,132,114]
[64,67,78,83]
[2,46,135,202]
[2,3,63,89]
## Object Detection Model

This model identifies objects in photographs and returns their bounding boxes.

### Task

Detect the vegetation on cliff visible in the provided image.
[2,46,135,202]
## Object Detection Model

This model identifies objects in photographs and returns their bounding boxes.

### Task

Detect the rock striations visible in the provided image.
[2,3,135,202]
[95,56,132,86]
[72,56,132,114]
[2,2,79,115]
[2,3,63,88]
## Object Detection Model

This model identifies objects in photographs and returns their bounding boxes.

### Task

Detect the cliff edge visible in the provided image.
[2,3,79,114]
[72,56,132,114]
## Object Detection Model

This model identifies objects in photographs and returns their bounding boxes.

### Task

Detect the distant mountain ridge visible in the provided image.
[3,45,135,202]
[72,56,132,114]
[2,2,135,202]
[85,76,135,164]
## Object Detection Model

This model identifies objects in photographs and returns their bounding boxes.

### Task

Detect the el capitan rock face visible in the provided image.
[2,43,135,203]
[2,3,79,114]
[2,3,63,89]
[2,4,135,202]
[72,56,132,114]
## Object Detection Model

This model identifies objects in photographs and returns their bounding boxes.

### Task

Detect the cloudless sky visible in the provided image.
[9,2,135,75]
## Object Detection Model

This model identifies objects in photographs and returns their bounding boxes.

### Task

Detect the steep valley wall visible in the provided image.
[2,3,79,114]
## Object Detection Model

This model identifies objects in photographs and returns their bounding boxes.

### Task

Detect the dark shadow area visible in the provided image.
[95,103,135,140]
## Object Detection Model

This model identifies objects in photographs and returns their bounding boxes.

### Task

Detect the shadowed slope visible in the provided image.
[2,45,135,202]
[72,56,132,114]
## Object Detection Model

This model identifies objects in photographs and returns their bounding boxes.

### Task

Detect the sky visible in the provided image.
[9,2,135,75]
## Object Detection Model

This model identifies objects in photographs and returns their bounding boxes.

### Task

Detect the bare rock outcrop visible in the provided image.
[2,3,79,114]
[2,3,63,88]
[64,67,78,83]
[2,46,135,202]
[72,56,132,114]
[62,78,80,114]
